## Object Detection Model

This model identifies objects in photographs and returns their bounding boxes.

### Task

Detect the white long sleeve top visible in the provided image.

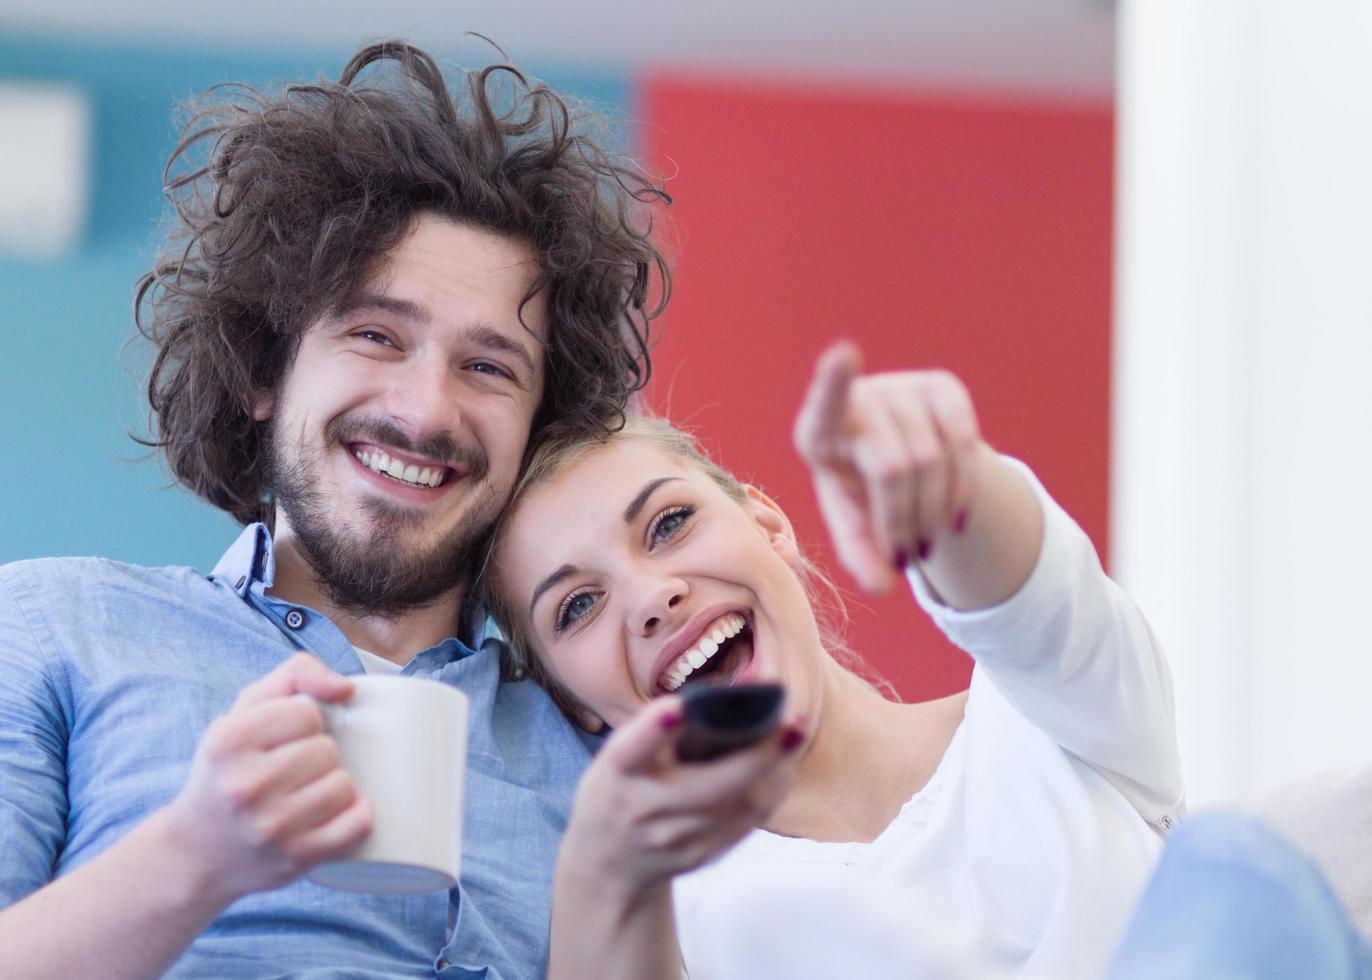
[672,462,1186,979]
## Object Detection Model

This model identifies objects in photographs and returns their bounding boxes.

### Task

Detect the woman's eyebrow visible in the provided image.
[526,477,685,617]
[623,477,683,524]
[529,563,577,618]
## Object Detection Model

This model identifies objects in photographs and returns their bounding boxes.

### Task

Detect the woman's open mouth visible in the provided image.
[658,612,755,693]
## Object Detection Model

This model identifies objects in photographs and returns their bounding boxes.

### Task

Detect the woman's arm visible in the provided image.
[791,341,1183,823]
[910,442,1043,612]
[549,865,680,980]
[908,467,1186,825]
[547,698,804,980]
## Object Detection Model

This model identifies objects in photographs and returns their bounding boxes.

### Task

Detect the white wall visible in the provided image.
[1115,0,1372,806]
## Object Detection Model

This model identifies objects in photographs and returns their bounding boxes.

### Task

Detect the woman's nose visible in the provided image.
[633,579,687,637]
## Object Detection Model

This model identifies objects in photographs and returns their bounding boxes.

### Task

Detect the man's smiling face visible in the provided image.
[256,213,547,615]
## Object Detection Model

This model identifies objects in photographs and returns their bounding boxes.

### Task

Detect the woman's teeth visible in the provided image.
[353,449,446,489]
[662,613,748,691]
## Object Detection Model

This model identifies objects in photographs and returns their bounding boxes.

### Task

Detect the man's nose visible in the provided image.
[383,353,460,443]
[632,578,688,638]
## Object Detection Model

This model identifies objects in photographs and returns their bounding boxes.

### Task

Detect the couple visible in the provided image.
[0,40,1191,979]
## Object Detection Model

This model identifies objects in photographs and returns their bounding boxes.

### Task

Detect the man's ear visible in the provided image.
[742,485,800,564]
[251,391,274,422]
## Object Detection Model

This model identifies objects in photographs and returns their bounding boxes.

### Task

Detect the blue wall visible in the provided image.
[0,35,630,570]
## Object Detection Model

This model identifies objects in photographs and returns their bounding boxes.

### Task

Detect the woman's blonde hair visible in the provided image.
[477,415,895,725]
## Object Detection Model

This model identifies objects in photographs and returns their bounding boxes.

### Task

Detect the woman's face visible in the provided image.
[494,437,827,731]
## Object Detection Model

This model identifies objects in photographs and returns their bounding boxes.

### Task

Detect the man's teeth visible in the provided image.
[353,449,445,489]
[662,613,748,691]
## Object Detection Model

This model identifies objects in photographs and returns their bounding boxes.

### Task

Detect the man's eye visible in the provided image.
[468,361,513,380]
[356,330,396,348]
[555,590,599,631]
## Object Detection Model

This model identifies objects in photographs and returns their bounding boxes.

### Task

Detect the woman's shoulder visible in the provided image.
[908,688,969,729]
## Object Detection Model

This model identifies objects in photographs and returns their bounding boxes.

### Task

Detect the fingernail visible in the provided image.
[916,538,932,562]
[893,550,909,571]
[954,509,969,534]
[780,726,805,753]
[660,711,683,731]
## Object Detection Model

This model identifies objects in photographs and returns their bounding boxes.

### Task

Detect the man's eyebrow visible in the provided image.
[529,563,578,618]
[467,324,538,379]
[624,477,683,524]
[335,293,432,323]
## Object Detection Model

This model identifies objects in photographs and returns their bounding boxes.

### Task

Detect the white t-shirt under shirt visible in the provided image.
[672,462,1187,979]
[354,647,405,675]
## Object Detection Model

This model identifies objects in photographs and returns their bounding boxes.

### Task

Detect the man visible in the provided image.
[0,41,668,978]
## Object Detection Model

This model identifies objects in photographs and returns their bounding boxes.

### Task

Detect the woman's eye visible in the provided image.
[649,505,695,546]
[555,590,599,631]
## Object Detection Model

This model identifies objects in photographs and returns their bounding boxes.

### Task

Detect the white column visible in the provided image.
[1115,0,1372,806]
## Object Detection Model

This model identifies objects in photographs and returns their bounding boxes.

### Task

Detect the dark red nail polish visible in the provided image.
[954,509,969,534]
[780,726,805,753]
[916,538,932,562]
[893,550,909,571]
[660,711,683,731]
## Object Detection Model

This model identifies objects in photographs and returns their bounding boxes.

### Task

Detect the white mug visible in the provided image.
[306,675,469,895]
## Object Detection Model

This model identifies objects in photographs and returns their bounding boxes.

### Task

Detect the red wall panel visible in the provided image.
[639,76,1114,701]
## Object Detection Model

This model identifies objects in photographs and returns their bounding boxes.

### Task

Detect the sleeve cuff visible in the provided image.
[903,456,1093,663]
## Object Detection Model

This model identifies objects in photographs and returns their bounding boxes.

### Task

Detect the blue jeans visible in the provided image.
[1110,811,1372,979]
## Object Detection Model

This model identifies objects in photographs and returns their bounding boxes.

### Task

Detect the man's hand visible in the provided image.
[793,340,986,597]
[155,653,373,904]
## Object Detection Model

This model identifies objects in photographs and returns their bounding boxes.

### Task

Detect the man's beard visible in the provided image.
[265,413,501,619]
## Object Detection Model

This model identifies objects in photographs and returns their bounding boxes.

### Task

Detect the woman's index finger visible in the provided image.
[794,340,862,461]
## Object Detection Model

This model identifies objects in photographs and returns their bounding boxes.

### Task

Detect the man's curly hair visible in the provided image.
[135,40,670,526]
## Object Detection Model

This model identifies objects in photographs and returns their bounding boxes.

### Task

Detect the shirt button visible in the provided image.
[285,609,306,630]
[437,960,450,971]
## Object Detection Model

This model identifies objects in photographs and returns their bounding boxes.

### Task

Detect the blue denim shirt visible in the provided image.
[0,524,596,978]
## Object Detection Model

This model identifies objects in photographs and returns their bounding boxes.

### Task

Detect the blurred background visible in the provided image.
[1,1,1368,808]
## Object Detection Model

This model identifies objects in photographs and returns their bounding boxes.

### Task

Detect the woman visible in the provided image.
[482,342,1186,978]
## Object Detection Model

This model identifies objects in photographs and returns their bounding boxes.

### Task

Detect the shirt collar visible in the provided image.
[210,522,486,660]
[210,523,275,599]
